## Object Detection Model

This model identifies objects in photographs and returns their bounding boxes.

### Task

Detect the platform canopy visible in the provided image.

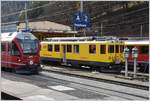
[17,21,76,33]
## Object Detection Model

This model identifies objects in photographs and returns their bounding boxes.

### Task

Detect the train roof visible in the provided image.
[45,36,119,41]
[1,32,18,42]
[1,32,37,42]
[41,40,123,44]
[124,40,149,45]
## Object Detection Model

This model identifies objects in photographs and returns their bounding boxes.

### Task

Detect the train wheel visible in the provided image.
[99,65,122,73]
[144,64,149,73]
[139,64,149,73]
[71,63,81,68]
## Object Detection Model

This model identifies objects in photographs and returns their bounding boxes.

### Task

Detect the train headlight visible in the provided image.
[29,60,33,65]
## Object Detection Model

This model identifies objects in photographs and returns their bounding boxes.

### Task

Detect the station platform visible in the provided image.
[1,70,149,100]
[1,78,79,101]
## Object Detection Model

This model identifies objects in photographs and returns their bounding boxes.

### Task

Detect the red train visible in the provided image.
[1,32,41,74]
[125,40,149,73]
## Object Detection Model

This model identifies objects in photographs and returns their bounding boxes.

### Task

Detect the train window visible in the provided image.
[11,42,20,56]
[100,45,106,54]
[108,45,114,53]
[67,45,72,53]
[73,45,79,53]
[48,44,53,52]
[120,45,124,53]
[140,46,148,54]
[115,45,119,53]
[1,43,6,52]
[54,45,60,52]
[89,44,96,54]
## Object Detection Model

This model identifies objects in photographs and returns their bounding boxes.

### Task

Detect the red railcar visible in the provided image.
[1,32,41,74]
[125,40,149,73]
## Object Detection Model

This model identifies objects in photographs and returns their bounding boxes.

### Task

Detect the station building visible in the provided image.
[17,21,78,40]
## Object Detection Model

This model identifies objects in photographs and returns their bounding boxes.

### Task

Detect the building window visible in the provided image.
[73,45,79,53]
[108,45,114,53]
[140,46,148,54]
[89,44,96,54]
[48,44,53,52]
[67,45,72,52]
[100,45,106,54]
[115,45,119,53]
[54,45,60,52]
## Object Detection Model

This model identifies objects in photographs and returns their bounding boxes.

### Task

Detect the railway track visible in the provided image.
[1,71,149,100]
[41,64,149,91]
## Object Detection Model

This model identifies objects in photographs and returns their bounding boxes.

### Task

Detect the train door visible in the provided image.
[8,42,22,69]
[61,45,67,63]
[6,42,10,68]
[108,43,115,60]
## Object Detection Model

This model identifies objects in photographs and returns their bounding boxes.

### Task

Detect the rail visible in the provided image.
[41,64,149,91]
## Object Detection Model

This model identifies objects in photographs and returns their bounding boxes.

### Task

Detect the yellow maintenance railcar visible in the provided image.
[40,37,124,72]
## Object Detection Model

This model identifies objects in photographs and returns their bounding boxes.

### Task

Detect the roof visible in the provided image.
[1,32,18,42]
[17,21,73,32]
[124,40,149,45]
[1,32,36,42]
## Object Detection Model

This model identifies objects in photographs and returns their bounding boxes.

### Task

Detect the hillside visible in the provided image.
[1,1,149,37]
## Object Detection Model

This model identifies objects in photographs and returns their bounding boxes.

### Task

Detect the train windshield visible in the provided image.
[16,32,39,55]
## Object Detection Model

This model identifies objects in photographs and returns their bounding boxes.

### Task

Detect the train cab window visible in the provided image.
[89,45,96,54]
[120,45,124,53]
[140,46,148,54]
[48,44,53,52]
[73,45,79,53]
[100,45,106,54]
[67,45,72,53]
[54,45,60,52]
[108,45,114,53]
[115,45,119,53]
[11,42,20,56]
[1,43,6,52]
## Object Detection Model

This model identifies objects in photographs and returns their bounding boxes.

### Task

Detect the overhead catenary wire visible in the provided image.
[1,6,75,25]
[1,1,95,18]
[93,6,149,25]
[1,2,59,18]
[1,1,148,31]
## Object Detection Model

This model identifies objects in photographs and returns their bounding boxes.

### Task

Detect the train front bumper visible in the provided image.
[15,64,42,74]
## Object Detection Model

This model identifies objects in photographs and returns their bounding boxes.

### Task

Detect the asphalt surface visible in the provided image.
[1,71,149,100]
